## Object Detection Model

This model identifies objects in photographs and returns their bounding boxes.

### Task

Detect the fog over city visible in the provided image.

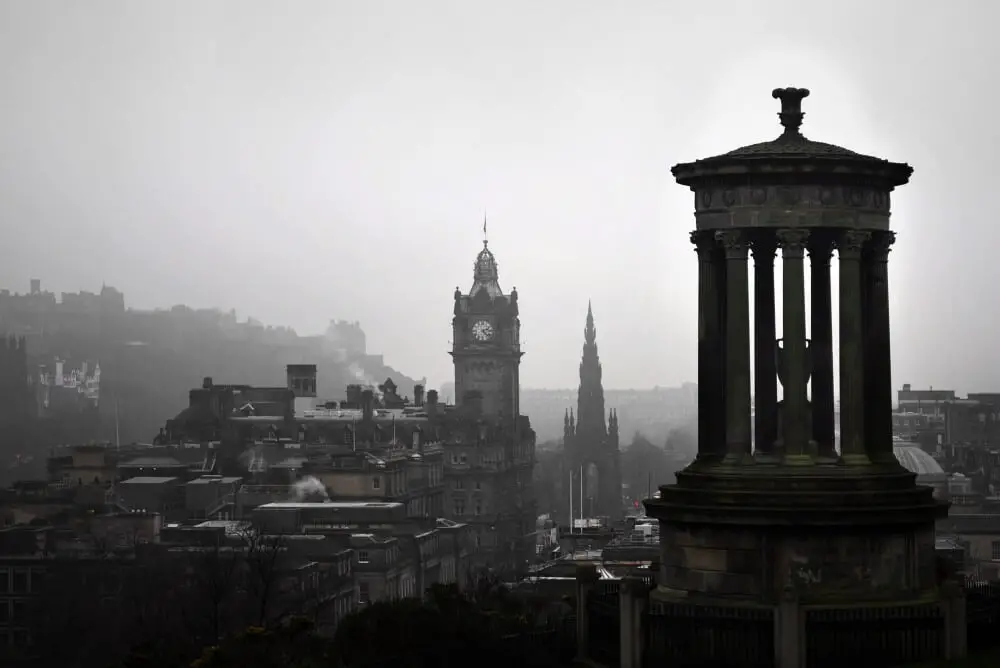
[1,1,997,392]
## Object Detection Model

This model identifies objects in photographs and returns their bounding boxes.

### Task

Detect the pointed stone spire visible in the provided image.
[585,300,596,345]
[577,302,607,438]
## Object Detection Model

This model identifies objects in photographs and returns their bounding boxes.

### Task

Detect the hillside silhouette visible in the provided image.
[0,282,420,446]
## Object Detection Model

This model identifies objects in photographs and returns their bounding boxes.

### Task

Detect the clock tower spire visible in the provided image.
[450,239,523,419]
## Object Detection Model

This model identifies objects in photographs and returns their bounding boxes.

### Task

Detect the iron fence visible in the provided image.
[965,580,1000,653]
[803,603,944,668]
[644,600,774,668]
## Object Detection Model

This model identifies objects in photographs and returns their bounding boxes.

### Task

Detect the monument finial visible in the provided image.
[771,87,810,136]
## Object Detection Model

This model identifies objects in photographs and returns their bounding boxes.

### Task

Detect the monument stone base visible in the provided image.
[642,460,958,667]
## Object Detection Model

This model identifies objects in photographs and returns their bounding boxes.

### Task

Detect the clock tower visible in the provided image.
[450,240,523,419]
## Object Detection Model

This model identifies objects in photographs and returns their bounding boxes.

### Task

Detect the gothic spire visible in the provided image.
[585,300,596,345]
[577,302,607,438]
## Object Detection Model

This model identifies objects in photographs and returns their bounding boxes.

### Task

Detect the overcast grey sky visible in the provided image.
[0,1,997,393]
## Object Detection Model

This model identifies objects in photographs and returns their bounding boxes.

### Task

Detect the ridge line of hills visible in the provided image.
[0,280,421,445]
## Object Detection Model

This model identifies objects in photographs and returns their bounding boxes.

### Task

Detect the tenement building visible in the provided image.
[638,88,954,667]
[563,303,621,521]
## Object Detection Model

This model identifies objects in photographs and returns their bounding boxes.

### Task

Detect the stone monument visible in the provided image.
[643,88,955,667]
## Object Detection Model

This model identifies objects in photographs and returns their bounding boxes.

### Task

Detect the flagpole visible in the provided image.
[568,469,573,534]
[352,417,357,452]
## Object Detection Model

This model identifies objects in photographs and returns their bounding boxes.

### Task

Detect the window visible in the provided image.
[474,481,482,491]
[0,568,8,594]
[454,479,464,490]
[359,582,370,604]
[0,601,8,624]
[992,541,1000,561]
[474,503,482,516]
[358,550,370,564]
[11,569,27,594]
[459,453,467,464]
[450,454,459,464]
[454,500,465,516]
[372,477,381,490]
[11,599,26,623]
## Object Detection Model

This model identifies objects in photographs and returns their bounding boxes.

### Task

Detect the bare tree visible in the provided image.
[184,539,244,643]
[236,523,288,627]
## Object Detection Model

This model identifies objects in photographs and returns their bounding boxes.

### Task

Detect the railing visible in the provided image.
[644,600,774,668]
[803,603,944,667]
[204,493,235,518]
[587,580,621,668]
[965,580,1000,653]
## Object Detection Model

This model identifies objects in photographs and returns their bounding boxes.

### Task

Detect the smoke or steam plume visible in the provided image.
[291,475,329,502]
[347,362,382,401]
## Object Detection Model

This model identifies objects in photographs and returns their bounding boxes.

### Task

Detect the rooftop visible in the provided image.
[892,443,946,477]
[121,476,179,484]
[256,501,403,510]
[187,476,242,485]
[120,457,186,468]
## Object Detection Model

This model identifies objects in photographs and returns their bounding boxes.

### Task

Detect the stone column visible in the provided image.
[692,231,725,463]
[715,230,752,464]
[752,232,778,462]
[940,579,968,659]
[777,229,812,463]
[575,564,599,662]
[864,231,897,464]
[619,578,651,668]
[837,230,872,465]
[809,234,837,461]
[775,587,803,668]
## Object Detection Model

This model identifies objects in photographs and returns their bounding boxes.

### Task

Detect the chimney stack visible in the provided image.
[345,384,362,407]
[361,389,374,422]
[413,384,425,407]
[427,390,438,419]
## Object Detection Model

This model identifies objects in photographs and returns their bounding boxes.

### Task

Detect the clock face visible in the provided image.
[472,319,495,342]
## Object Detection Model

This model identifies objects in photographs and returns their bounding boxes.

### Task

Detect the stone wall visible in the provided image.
[659,523,938,602]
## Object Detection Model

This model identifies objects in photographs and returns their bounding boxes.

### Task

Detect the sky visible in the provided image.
[1,1,998,393]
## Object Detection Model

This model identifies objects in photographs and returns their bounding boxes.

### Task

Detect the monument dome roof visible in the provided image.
[893,444,945,477]
[671,87,913,188]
